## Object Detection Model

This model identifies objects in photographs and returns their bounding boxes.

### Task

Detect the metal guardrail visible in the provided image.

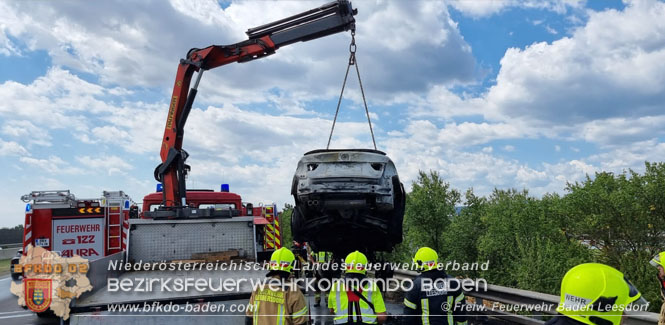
[393,270,660,325]
[0,242,22,249]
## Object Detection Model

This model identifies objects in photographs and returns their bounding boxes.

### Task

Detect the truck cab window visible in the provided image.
[199,203,236,210]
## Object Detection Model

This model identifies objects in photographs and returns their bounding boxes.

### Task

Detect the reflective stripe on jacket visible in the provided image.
[403,270,467,325]
[328,280,386,324]
[247,281,308,325]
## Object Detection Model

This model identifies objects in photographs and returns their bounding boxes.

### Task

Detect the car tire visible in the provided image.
[10,261,20,280]
[389,176,405,244]
[291,206,306,243]
[36,310,56,318]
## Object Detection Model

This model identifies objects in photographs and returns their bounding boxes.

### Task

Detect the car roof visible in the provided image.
[304,148,386,156]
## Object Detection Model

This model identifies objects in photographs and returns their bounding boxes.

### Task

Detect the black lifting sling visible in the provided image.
[347,289,376,324]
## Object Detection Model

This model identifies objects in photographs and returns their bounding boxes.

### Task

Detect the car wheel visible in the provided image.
[10,261,20,280]
[389,176,405,244]
[36,310,56,318]
[291,206,305,243]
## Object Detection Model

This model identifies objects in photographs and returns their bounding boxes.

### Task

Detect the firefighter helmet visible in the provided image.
[649,251,665,268]
[344,251,368,274]
[413,247,438,271]
[269,247,295,273]
[556,263,644,325]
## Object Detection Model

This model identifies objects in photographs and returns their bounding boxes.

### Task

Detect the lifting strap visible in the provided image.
[327,31,377,150]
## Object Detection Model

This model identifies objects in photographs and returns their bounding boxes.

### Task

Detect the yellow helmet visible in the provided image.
[269,247,295,273]
[413,247,438,271]
[344,251,368,274]
[649,251,665,268]
[556,263,644,325]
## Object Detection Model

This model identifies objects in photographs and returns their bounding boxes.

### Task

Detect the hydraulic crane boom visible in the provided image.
[150,1,357,218]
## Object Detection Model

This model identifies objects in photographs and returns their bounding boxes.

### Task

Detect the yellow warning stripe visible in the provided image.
[273,215,281,248]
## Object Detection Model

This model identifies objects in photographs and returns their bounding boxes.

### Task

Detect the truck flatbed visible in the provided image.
[70,216,269,312]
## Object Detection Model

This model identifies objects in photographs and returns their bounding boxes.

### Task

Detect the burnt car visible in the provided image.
[291,149,405,254]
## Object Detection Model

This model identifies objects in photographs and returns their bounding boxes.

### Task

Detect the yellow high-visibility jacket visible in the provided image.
[328,280,386,324]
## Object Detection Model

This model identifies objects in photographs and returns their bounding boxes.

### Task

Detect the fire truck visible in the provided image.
[13,190,135,278]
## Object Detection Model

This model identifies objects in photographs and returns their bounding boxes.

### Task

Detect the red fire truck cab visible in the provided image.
[141,185,243,218]
[20,190,136,260]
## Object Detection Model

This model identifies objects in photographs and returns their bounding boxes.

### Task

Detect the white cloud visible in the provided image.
[503,145,515,152]
[576,115,665,147]
[545,25,558,34]
[413,0,665,149]
[487,0,665,125]
[1,0,476,103]
[91,126,130,143]
[448,0,584,18]
[76,155,133,176]
[2,120,52,147]
[0,139,29,156]
[587,139,665,171]
[0,67,114,127]
[19,155,83,174]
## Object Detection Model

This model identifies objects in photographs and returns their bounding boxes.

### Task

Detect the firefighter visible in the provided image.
[650,252,665,325]
[546,263,647,325]
[309,249,332,307]
[246,247,308,325]
[403,247,467,325]
[329,251,387,324]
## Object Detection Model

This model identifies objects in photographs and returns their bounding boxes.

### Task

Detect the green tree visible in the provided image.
[441,189,486,277]
[563,162,665,310]
[280,204,294,249]
[402,170,461,259]
[389,163,665,310]
[0,225,24,245]
[477,189,591,293]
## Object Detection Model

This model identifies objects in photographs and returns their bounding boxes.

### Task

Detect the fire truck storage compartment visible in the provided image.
[128,217,256,263]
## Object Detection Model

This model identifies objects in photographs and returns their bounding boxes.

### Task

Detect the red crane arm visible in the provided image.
[151,1,357,218]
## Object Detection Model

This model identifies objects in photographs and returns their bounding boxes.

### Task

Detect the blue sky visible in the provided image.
[1,0,665,227]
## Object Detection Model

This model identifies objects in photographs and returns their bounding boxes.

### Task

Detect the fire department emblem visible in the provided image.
[11,245,93,320]
[25,279,52,312]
